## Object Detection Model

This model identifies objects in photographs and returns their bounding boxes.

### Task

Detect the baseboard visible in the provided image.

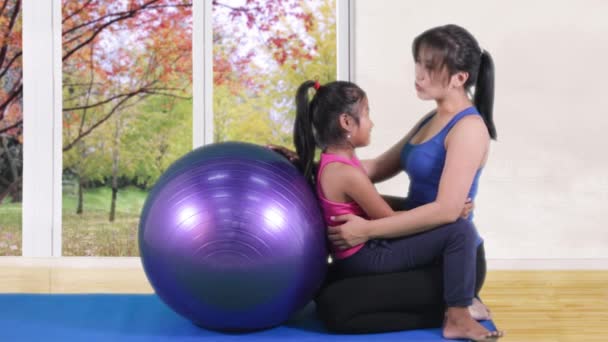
[0,257,142,268]
[487,258,608,270]
[1,257,608,270]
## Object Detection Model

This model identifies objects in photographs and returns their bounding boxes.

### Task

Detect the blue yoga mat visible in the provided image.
[0,294,497,341]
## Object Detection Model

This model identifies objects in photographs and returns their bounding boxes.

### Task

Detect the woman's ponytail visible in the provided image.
[474,50,497,140]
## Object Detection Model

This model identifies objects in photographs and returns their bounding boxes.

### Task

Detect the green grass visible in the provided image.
[0,187,149,257]
[62,186,148,256]
[0,202,22,256]
[62,186,148,213]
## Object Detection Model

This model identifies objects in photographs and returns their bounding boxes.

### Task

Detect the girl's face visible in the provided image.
[351,97,373,147]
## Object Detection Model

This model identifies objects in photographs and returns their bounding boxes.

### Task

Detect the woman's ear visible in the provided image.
[451,71,469,88]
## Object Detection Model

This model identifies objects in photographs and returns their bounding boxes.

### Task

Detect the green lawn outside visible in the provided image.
[0,187,148,256]
[0,201,21,256]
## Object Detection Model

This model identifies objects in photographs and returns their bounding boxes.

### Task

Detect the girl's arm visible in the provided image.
[320,162,395,220]
[329,116,489,244]
[361,111,435,183]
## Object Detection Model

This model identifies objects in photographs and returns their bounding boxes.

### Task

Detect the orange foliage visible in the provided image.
[62,0,193,151]
[213,0,317,94]
[0,0,22,140]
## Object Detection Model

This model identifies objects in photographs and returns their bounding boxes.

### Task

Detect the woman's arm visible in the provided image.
[329,116,489,245]
[361,111,435,183]
[360,135,408,183]
[381,195,408,211]
[324,162,474,222]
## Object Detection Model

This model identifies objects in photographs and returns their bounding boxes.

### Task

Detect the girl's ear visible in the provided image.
[338,113,353,131]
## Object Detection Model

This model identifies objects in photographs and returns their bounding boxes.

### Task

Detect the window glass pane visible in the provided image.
[62,0,192,256]
[0,0,22,256]
[213,0,336,146]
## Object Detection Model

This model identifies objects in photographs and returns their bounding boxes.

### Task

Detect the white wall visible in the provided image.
[353,0,608,260]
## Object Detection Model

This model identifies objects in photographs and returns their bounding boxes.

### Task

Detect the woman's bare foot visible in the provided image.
[445,298,492,321]
[443,307,503,341]
[469,298,492,321]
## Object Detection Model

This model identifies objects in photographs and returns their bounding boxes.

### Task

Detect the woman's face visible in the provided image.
[414,49,451,100]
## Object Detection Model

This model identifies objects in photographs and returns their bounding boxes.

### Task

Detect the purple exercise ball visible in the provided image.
[138,141,328,331]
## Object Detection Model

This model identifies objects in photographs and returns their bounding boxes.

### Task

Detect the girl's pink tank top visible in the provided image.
[316,153,367,259]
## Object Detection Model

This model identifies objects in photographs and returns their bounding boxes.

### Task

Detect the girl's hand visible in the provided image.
[267,144,298,162]
[327,214,371,250]
[461,198,474,219]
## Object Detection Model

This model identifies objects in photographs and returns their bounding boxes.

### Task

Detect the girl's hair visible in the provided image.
[412,24,497,139]
[293,80,367,184]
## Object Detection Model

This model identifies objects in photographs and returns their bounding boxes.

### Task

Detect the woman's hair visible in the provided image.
[293,80,367,184]
[412,24,496,139]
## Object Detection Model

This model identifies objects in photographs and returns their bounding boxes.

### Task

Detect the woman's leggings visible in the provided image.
[333,218,480,307]
[315,243,487,333]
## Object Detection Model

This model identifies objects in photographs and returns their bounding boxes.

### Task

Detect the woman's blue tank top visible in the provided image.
[400,106,483,221]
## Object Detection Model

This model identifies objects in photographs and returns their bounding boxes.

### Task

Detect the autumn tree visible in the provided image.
[62,0,192,153]
[0,0,21,204]
[212,0,336,147]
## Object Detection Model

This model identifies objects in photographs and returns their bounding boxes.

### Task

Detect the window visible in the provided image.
[61,0,192,256]
[18,0,350,257]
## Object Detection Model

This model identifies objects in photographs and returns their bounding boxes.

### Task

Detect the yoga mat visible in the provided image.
[0,294,497,341]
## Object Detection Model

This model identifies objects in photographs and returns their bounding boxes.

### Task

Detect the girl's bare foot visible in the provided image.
[469,297,492,321]
[443,307,503,341]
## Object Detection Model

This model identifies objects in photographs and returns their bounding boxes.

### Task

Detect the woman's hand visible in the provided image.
[267,144,298,162]
[328,198,473,249]
[461,198,474,219]
[327,214,371,250]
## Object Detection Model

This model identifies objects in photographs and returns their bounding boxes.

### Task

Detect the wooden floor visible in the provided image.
[1,261,607,341]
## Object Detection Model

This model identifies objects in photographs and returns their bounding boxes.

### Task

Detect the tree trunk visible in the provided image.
[77,177,84,215]
[109,150,119,222]
[0,135,21,203]
[75,141,87,214]
[0,178,20,204]
[9,180,21,202]
[109,183,117,222]
[109,151,119,222]
[109,112,121,222]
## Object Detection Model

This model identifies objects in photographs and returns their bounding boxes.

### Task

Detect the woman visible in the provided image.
[328,24,499,340]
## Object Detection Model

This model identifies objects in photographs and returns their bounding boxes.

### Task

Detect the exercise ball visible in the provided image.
[138,141,328,331]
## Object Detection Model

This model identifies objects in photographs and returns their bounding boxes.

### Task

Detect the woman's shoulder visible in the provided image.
[452,114,487,132]
[446,114,490,145]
